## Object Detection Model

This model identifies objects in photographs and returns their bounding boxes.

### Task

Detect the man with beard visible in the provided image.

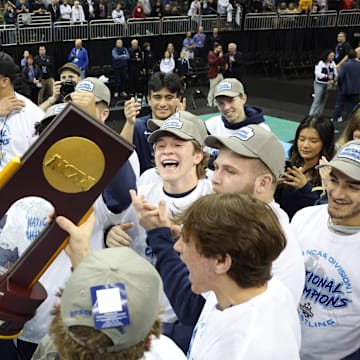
[292,139,360,360]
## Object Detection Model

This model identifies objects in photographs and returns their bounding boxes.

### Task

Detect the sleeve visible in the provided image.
[314,61,327,80]
[102,160,137,214]
[147,227,205,326]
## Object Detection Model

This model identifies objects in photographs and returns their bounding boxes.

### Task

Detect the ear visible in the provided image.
[254,173,273,194]
[240,94,247,105]
[215,253,232,275]
[100,108,110,123]
[193,150,204,166]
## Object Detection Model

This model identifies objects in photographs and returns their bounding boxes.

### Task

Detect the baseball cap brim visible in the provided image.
[317,159,360,181]
[215,90,241,98]
[205,135,259,159]
[148,129,193,143]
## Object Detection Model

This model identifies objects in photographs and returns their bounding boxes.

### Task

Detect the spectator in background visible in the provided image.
[16,0,30,16]
[224,42,242,81]
[47,0,60,22]
[151,0,163,17]
[21,55,42,104]
[297,0,312,13]
[160,50,175,74]
[334,31,353,70]
[206,26,223,52]
[95,0,108,19]
[4,1,17,24]
[143,42,155,97]
[275,115,335,219]
[142,0,152,16]
[34,45,54,104]
[308,49,337,117]
[128,38,144,96]
[83,0,96,20]
[341,0,355,8]
[162,3,172,16]
[20,49,30,68]
[176,50,190,90]
[193,25,207,59]
[187,0,201,17]
[112,38,129,98]
[169,4,180,15]
[207,42,226,107]
[71,0,86,22]
[337,103,360,148]
[182,31,195,59]
[112,2,125,23]
[287,2,299,12]
[59,0,72,20]
[68,38,89,79]
[31,0,49,15]
[132,0,145,18]
[166,42,178,61]
[332,48,360,123]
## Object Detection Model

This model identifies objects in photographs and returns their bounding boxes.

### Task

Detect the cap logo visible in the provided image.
[217,81,232,91]
[54,104,66,114]
[76,80,94,93]
[338,143,360,164]
[161,119,183,130]
[232,127,255,141]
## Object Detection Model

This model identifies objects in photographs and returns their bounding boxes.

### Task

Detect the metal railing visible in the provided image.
[17,13,52,44]
[89,19,126,40]
[307,10,337,28]
[0,24,17,46]
[0,11,358,45]
[337,9,360,27]
[244,12,278,30]
[53,20,89,42]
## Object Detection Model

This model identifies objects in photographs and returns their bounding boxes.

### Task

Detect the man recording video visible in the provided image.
[39,62,81,111]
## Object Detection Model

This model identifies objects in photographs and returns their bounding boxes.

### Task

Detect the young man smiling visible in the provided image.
[120,71,185,174]
[94,111,211,352]
[292,139,360,360]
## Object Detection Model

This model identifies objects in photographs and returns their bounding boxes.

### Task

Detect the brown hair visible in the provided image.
[337,104,360,148]
[176,193,286,288]
[50,305,161,359]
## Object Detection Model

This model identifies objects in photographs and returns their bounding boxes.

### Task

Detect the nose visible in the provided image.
[158,97,167,107]
[211,169,221,186]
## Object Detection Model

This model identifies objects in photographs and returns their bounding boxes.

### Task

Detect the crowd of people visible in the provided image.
[2,0,360,27]
[0,23,359,360]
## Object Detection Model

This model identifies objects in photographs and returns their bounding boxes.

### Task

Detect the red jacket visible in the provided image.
[132,3,145,18]
[208,51,226,79]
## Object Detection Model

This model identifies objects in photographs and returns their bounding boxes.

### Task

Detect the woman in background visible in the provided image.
[21,55,42,104]
[275,115,335,219]
[309,49,337,116]
[337,103,360,147]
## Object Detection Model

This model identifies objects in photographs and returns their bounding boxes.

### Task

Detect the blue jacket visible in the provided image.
[338,59,360,95]
[221,105,265,130]
[147,227,205,352]
[147,227,205,326]
[68,47,89,70]
[112,46,129,69]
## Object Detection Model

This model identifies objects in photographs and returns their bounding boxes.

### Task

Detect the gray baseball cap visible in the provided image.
[147,111,208,146]
[205,125,285,179]
[75,77,111,106]
[215,78,245,98]
[317,139,360,181]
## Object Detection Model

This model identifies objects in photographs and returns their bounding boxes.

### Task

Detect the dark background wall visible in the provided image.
[2,26,359,75]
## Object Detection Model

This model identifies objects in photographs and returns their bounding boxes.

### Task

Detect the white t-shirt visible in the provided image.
[94,178,213,323]
[269,201,305,304]
[0,92,44,171]
[187,276,301,359]
[0,197,102,344]
[291,205,360,360]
